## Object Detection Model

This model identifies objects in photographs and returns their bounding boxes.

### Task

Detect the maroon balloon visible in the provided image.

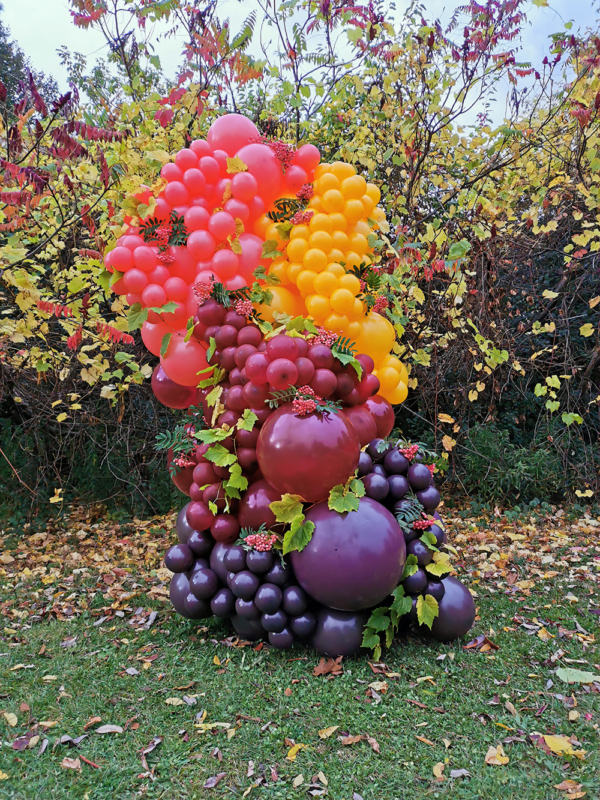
[383,449,409,475]
[415,485,441,512]
[211,587,235,618]
[407,463,432,491]
[170,572,191,615]
[224,545,247,573]
[261,609,288,632]
[264,561,291,586]
[230,570,261,600]
[176,503,194,543]
[357,451,373,477]
[238,479,282,530]
[426,577,476,642]
[291,497,406,610]
[210,542,232,582]
[282,585,307,615]
[268,628,295,649]
[168,449,195,497]
[361,472,389,502]
[231,614,265,641]
[366,438,393,462]
[342,404,377,447]
[246,550,274,574]
[388,474,410,502]
[211,513,240,543]
[235,598,261,619]
[406,538,433,567]
[311,608,367,657]
[187,529,214,557]
[402,567,427,595]
[364,395,395,438]
[254,583,283,614]
[290,611,316,638]
[187,501,214,531]
[426,578,446,602]
[152,365,197,409]
[189,568,219,600]
[257,404,360,503]
[165,543,195,573]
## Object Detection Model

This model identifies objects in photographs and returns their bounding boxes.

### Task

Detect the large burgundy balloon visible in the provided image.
[342,404,377,447]
[426,577,476,642]
[231,614,265,641]
[291,497,406,610]
[238,480,282,530]
[407,463,432,491]
[311,608,367,657]
[257,404,360,503]
[207,114,259,156]
[364,395,395,438]
[152,365,196,409]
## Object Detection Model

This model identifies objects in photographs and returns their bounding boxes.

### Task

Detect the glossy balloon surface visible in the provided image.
[364,395,395,438]
[311,608,367,657]
[427,577,476,642]
[238,480,282,530]
[176,503,194,544]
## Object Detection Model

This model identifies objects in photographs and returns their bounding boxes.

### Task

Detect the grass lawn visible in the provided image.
[0,504,599,799]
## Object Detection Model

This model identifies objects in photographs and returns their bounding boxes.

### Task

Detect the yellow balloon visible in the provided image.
[287,238,309,262]
[341,175,367,199]
[297,269,317,296]
[338,274,361,295]
[309,213,333,233]
[354,220,371,238]
[348,320,362,339]
[354,312,395,365]
[332,230,350,251]
[324,312,349,335]
[314,164,331,180]
[348,297,364,320]
[382,381,408,405]
[303,248,327,272]
[378,355,403,372]
[290,224,310,241]
[314,271,339,296]
[327,263,346,278]
[361,195,376,217]
[308,230,333,252]
[365,183,381,204]
[344,199,364,223]
[378,367,400,391]
[269,259,289,285]
[306,293,331,319]
[330,161,356,181]
[329,212,347,231]
[330,288,355,314]
[256,286,302,321]
[397,362,409,385]
[316,173,339,194]
[349,232,369,256]
[327,249,345,264]
[287,262,303,283]
[322,189,345,213]
[254,214,271,239]
[344,251,362,270]
[308,196,323,212]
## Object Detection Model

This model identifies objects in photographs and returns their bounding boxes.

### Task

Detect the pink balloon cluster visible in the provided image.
[103,114,321,394]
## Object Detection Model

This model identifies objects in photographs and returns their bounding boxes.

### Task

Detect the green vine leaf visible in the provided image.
[206,336,217,363]
[127,302,148,332]
[204,444,237,468]
[426,551,453,577]
[261,239,280,260]
[416,594,439,629]
[366,607,391,633]
[328,477,365,513]
[401,553,419,580]
[269,494,305,524]
[420,530,439,552]
[282,517,314,555]
[160,332,172,358]
[361,627,381,650]
[237,409,258,431]
[390,585,413,616]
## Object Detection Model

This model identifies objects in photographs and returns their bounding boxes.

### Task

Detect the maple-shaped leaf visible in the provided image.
[366,607,391,633]
[234,217,245,236]
[160,332,172,357]
[227,235,242,254]
[416,594,439,629]
[420,530,439,551]
[401,553,419,580]
[261,239,280,260]
[426,551,452,577]
[127,302,148,331]
[390,585,412,616]
[204,444,237,468]
[282,517,314,555]
[269,494,305,524]
[236,409,258,431]
[225,463,248,492]
[195,427,231,444]
[226,156,248,173]
[361,627,381,650]
[205,385,223,408]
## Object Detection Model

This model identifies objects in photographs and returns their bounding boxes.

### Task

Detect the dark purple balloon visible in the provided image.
[268,628,295,649]
[407,595,418,624]
[361,473,389,502]
[254,583,283,614]
[231,570,261,600]
[176,503,194,544]
[426,579,446,602]
[235,598,261,619]
[383,449,409,475]
[165,544,195,573]
[406,538,433,567]
[407,463,432,491]
[187,529,214,557]
[430,523,447,547]
[185,558,209,580]
[311,608,367,657]
[366,438,393,462]
[169,572,190,616]
[290,611,316,638]
[357,451,373,477]
[427,577,475,642]
[261,610,288,632]
[226,571,236,588]
[393,499,413,514]
[371,464,387,478]
[210,542,231,582]
[291,497,405,611]
[264,561,291,586]
[403,526,421,543]
[231,614,265,641]
[183,592,211,619]
[211,588,235,618]
[224,545,247,573]
[189,568,219,600]
[246,550,274,574]
[388,474,409,502]
[402,567,427,595]
[282,585,307,615]
[415,485,441,512]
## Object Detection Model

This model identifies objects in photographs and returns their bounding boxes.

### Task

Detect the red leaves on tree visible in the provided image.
[65,120,129,143]
[78,249,103,260]
[97,148,110,189]
[0,81,7,103]
[28,72,48,118]
[0,191,31,206]
[67,326,84,350]
[96,323,134,345]
[37,301,73,318]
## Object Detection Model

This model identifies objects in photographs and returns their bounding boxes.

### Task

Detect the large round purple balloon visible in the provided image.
[176,503,194,544]
[169,572,190,616]
[291,497,405,610]
[210,542,232,582]
[427,577,476,642]
[311,608,367,657]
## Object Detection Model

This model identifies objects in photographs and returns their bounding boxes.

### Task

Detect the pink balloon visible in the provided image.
[212,250,239,280]
[224,198,249,222]
[169,246,196,284]
[235,144,283,206]
[190,139,212,158]
[232,172,258,202]
[126,292,142,306]
[161,163,183,182]
[182,168,206,196]
[165,181,189,206]
[226,275,247,290]
[213,149,229,176]
[285,164,308,193]
[154,197,171,219]
[184,206,209,232]
[196,269,219,285]
[165,276,188,301]
[142,283,167,308]
[247,196,265,222]
[199,156,220,183]
[237,233,263,283]
[152,364,197,409]
[104,251,114,272]
[161,334,213,386]
[111,246,133,272]
[203,184,215,203]
[121,234,145,250]
[123,268,148,294]
[191,197,210,210]
[208,211,236,242]
[294,143,320,171]
[141,320,171,356]
[148,265,170,285]
[188,230,216,261]
[133,245,157,272]
[111,277,127,294]
[185,285,200,316]
[196,260,213,274]
[207,113,260,156]
[161,301,188,328]
[214,178,231,205]
[175,148,199,171]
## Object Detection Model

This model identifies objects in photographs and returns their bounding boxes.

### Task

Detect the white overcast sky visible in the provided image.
[2,0,598,116]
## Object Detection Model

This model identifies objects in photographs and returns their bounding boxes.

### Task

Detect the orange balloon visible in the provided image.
[322,189,345,213]
[290,224,310,241]
[327,262,346,278]
[314,271,339,296]
[344,199,364,223]
[309,213,333,233]
[287,237,309,262]
[309,230,333,252]
[338,274,361,294]
[303,248,327,272]
[316,173,339,193]
[330,288,355,314]
[255,285,302,321]
[329,212,347,231]
[306,293,331,319]
[297,269,317,295]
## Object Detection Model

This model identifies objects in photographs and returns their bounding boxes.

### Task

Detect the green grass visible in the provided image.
[1,519,599,799]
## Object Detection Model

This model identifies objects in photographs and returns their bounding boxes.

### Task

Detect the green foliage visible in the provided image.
[328,477,365,513]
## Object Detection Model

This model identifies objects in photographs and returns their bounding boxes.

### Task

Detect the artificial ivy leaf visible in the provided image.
[237,409,258,432]
[204,444,237,468]
[97,268,111,293]
[208,501,218,515]
[420,530,439,552]
[160,333,172,358]
[226,156,248,173]
[282,518,315,555]
[206,336,217,364]
[195,427,231,444]
[426,551,452,577]
[416,594,439,629]
[385,624,395,648]
[206,385,223,408]
[366,607,391,633]
[109,268,124,289]
[183,316,195,343]
[226,463,248,492]
[401,554,419,580]
[261,239,280,260]
[349,478,366,497]
[227,235,242,254]
[361,628,381,650]
[390,585,413,616]
[150,301,179,315]
[328,483,360,513]
[127,303,148,332]
[269,494,305,524]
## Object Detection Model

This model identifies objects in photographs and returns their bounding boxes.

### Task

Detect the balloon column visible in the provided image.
[100,113,475,657]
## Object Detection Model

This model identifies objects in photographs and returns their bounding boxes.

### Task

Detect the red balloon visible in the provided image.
[148,265,170,285]
[111,246,133,272]
[224,197,249,222]
[183,168,206,195]
[212,249,239,280]
[161,335,213,386]
[169,246,197,284]
[364,395,395,438]
[207,113,260,156]
[141,320,171,356]
[161,163,183,182]
[188,230,216,261]
[342,404,378,447]
[238,479,282,530]
[164,276,188,301]
[121,234,145,250]
[285,164,308,193]
[232,171,258,202]
[294,143,320,171]
[226,275,247,290]
[154,197,171,219]
[190,139,211,158]
[142,283,167,308]
[199,156,220,183]
[184,206,210,231]
[133,246,157,272]
[187,501,215,531]
[208,211,236,242]
[234,143,283,206]
[168,448,195,496]
[123,268,148,294]
[237,233,263,283]
[257,404,360,502]
[175,148,199,171]
[165,181,189,206]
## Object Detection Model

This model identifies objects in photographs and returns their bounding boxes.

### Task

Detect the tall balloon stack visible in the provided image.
[101,114,475,656]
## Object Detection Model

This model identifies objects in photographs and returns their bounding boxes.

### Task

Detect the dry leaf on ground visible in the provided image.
[485,744,509,765]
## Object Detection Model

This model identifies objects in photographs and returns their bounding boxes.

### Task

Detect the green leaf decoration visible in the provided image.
[226,463,248,493]
[208,501,218,515]
[282,517,315,555]
[160,332,172,357]
[195,427,231,445]
[266,197,303,223]
[328,481,361,513]
[361,629,381,650]
[416,594,439,629]
[109,268,124,289]
[206,385,223,408]
[331,337,363,379]
[419,530,439,552]
[390,585,413,616]
[349,478,366,497]
[269,494,305,524]
[183,316,195,343]
[237,409,258,431]
[127,302,148,332]
[204,444,237,468]
[253,264,281,286]
[425,552,452,577]
[97,268,111,293]
[385,624,395,648]
[261,239,280,260]
[401,553,419,580]
[366,607,391,633]
[206,336,217,363]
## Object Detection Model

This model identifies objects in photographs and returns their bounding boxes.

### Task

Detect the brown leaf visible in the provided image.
[19,703,30,713]
[284,688,292,696]
[464,635,499,652]
[12,737,29,751]
[84,716,101,730]
[312,656,343,677]
[61,757,81,771]
[505,701,517,716]
[341,735,365,746]
[405,698,427,709]
[204,773,226,789]
[416,735,436,746]
[433,762,446,780]
[95,724,123,734]
[366,735,380,753]
[318,726,339,739]
[485,744,509,765]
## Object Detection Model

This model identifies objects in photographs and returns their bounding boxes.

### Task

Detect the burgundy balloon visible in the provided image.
[383,449,410,475]
[427,577,476,642]
[186,558,209,580]
[224,545,247,573]
[169,449,195,497]
[415,485,441,512]
[246,550,274,574]
[282,585,307,615]
[407,463,432,491]
[238,479,282,530]
[235,598,261,620]
[342,404,378,447]
[211,588,235,617]
[187,529,214,557]
[361,473,389,503]
[152,365,196,409]
[197,298,226,326]
[230,570,261,600]
[257,403,360,503]
[231,614,264,641]
[261,609,288,632]
[211,513,240,544]
[268,628,295,649]
[311,608,367,657]
[187,501,214,531]
[169,572,191,615]
[371,464,387,478]
[165,544,195,573]
[430,523,447,547]
[254,583,283,614]
[291,497,406,610]
[406,538,433,567]
[209,542,232,582]
[290,611,316,638]
[189,568,219,600]
[176,503,194,544]
[264,561,291,586]
[402,567,427,595]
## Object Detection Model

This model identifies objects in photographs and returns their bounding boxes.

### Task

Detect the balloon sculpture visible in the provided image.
[100,114,475,657]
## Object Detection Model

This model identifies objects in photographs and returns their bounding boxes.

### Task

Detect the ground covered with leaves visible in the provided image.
[0,504,599,799]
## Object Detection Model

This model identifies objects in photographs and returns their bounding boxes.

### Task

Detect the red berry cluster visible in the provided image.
[412,517,434,531]
[311,328,338,347]
[373,295,389,314]
[234,299,253,319]
[292,385,320,416]
[296,183,314,202]
[193,281,213,302]
[290,209,314,225]
[265,139,296,171]
[155,225,172,246]
[158,251,175,265]
[246,532,278,551]
[399,444,420,461]
[174,454,196,468]
[427,464,435,475]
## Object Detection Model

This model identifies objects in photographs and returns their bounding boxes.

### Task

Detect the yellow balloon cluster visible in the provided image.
[255,161,408,405]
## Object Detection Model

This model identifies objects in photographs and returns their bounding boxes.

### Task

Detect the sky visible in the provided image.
[1,0,598,108]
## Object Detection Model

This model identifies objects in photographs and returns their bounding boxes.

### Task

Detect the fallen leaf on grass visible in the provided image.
[537,627,554,642]
[61,757,81,771]
[39,720,58,729]
[433,762,446,780]
[41,675,58,682]
[464,635,499,652]
[505,701,517,717]
[368,681,388,694]
[166,697,184,706]
[95,725,123,734]
[312,656,343,677]
[416,735,436,746]
[556,667,600,685]
[84,716,101,730]
[554,780,586,798]
[450,769,471,778]
[318,726,339,739]
[204,772,226,788]
[341,735,365,746]
[286,743,308,761]
[293,774,304,787]
[12,737,29,751]
[140,736,162,771]
[0,771,8,780]
[284,688,292,697]
[2,712,17,727]
[485,744,509,765]
[531,733,586,759]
